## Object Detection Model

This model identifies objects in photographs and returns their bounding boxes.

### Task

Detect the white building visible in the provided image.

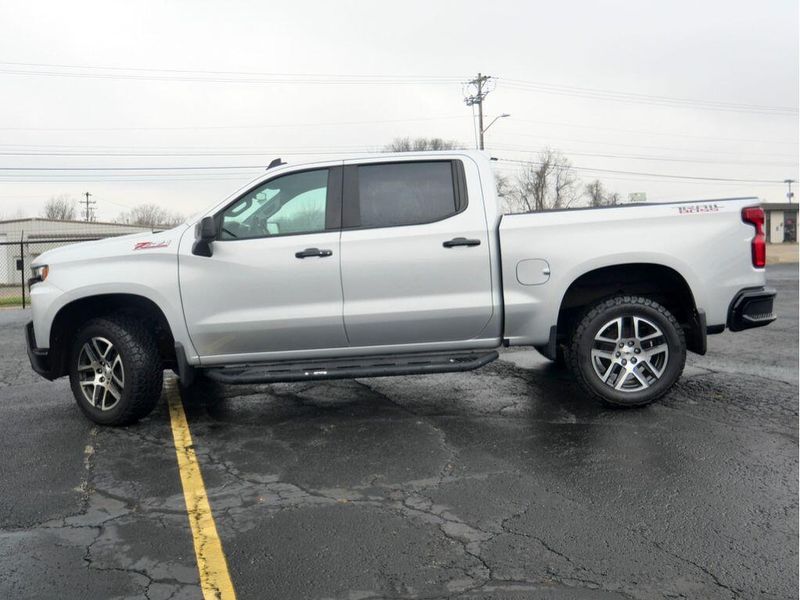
[0,218,152,285]
[762,203,798,244]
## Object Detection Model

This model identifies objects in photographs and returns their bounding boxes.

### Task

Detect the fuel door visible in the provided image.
[516,259,551,286]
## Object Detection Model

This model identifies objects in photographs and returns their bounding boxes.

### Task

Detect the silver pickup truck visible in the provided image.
[25,150,776,425]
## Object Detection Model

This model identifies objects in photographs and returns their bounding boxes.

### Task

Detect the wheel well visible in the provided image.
[556,264,704,353]
[48,294,176,378]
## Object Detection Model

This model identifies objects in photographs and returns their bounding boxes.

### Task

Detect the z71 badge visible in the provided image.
[133,240,171,250]
[678,203,720,214]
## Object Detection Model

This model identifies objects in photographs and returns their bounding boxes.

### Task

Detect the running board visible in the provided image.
[203,350,499,385]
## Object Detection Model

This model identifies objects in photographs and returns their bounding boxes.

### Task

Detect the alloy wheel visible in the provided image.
[590,315,669,392]
[77,336,125,410]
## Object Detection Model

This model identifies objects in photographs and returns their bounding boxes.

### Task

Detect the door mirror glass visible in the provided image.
[192,216,216,257]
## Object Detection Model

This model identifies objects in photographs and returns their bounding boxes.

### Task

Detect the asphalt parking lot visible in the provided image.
[0,263,797,600]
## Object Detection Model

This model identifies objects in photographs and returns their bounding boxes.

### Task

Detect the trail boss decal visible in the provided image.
[133,240,171,251]
[678,203,720,214]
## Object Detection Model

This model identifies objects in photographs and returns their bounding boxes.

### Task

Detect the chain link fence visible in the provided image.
[0,229,144,307]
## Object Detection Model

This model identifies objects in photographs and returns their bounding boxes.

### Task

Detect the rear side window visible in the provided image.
[354,161,460,228]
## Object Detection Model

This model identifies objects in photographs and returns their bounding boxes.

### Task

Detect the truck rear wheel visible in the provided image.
[568,295,686,407]
[69,316,163,425]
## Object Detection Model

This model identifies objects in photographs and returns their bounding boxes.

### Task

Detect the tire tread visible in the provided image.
[567,295,686,407]
[71,315,163,425]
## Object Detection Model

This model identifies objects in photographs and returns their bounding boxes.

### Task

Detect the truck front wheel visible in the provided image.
[568,295,686,407]
[69,316,163,425]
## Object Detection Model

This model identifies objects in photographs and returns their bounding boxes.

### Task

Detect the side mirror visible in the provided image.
[192,216,216,257]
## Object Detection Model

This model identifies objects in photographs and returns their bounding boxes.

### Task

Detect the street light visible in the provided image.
[479,113,510,150]
[784,179,795,203]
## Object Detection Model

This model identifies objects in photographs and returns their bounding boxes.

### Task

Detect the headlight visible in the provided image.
[29,265,49,287]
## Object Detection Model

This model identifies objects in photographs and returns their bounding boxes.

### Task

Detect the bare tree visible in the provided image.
[585,179,621,207]
[494,172,512,197]
[116,204,184,228]
[493,172,517,214]
[585,180,607,207]
[506,148,579,212]
[383,137,463,152]
[42,194,77,220]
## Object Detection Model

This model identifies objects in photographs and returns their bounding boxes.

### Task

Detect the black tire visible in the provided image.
[69,315,163,425]
[568,295,686,407]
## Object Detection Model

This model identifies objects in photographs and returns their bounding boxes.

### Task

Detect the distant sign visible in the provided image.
[628,192,647,203]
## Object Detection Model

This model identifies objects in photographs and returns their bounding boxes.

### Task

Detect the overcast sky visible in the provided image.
[0,0,797,221]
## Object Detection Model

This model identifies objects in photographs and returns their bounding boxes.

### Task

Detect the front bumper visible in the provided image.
[727,287,777,332]
[25,321,57,380]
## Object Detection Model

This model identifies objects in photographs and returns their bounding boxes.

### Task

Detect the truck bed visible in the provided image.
[498,197,765,346]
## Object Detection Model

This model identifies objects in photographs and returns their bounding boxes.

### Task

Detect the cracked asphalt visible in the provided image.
[0,263,797,599]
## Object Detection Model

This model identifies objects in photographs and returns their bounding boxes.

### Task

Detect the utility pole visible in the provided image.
[83,191,96,222]
[464,73,493,150]
[785,179,795,204]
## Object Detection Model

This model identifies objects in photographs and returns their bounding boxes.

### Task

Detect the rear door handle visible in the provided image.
[443,237,481,248]
[295,247,333,259]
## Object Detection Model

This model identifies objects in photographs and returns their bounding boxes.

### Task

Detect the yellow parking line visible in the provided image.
[166,380,237,600]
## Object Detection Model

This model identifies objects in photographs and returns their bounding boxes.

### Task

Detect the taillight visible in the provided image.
[742,206,766,268]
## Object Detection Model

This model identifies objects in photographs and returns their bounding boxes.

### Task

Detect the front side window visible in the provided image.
[220,169,329,240]
[356,161,458,228]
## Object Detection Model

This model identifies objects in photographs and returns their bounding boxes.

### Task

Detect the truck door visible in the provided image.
[339,158,495,347]
[178,166,348,361]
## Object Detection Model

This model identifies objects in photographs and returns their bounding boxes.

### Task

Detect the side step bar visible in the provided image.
[203,350,499,385]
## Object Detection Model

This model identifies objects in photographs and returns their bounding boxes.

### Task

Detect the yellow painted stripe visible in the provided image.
[166,380,237,600]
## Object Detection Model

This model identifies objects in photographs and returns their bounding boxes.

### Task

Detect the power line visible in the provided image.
[0,176,256,183]
[0,114,467,132]
[0,166,263,172]
[492,166,786,189]
[0,67,462,86]
[2,59,795,117]
[487,145,797,167]
[501,78,798,116]
[1,160,792,186]
[494,132,798,158]
[494,158,791,184]
[1,148,795,168]
[508,117,799,145]
[0,61,464,81]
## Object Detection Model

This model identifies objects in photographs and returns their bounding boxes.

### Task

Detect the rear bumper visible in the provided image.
[727,287,777,332]
[25,321,57,380]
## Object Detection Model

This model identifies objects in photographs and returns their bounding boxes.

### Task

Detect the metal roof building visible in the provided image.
[0,219,152,287]
[0,218,151,241]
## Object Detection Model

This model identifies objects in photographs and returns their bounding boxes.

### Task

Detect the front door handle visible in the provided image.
[443,237,481,248]
[295,247,333,259]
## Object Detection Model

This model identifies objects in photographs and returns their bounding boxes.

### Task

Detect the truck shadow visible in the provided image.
[177,350,619,428]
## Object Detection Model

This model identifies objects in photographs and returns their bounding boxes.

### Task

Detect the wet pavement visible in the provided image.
[0,264,797,599]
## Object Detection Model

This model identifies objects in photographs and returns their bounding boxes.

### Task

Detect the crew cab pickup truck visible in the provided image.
[25,151,776,425]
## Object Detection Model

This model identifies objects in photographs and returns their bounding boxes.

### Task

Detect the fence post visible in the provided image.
[20,232,26,309]
[19,231,25,309]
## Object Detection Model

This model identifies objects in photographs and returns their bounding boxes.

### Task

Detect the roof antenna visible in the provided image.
[267,158,286,170]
